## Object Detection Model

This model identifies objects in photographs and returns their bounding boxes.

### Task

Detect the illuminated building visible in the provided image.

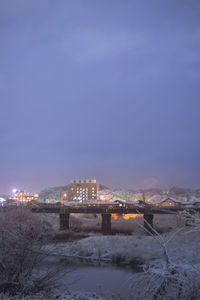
[68,179,99,203]
[157,197,181,208]
[9,190,39,203]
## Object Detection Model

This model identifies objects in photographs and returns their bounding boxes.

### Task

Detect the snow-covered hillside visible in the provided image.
[39,184,200,204]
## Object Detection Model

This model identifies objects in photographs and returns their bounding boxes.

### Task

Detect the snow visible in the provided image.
[0,292,105,300]
[2,207,200,299]
[45,226,200,268]
[41,224,200,299]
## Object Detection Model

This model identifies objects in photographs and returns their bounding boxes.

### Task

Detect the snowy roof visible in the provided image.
[159,197,182,204]
[0,197,6,203]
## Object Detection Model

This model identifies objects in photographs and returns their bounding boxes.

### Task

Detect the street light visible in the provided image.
[61,193,67,207]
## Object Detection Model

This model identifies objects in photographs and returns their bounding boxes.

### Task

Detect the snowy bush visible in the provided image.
[129,212,200,300]
[0,291,106,300]
[131,262,200,300]
[0,207,57,296]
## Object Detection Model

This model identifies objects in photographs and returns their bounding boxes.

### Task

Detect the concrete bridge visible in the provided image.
[31,203,198,234]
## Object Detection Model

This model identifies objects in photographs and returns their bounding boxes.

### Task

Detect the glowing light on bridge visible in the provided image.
[112,214,142,220]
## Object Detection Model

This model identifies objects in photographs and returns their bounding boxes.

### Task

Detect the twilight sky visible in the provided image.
[1,0,200,194]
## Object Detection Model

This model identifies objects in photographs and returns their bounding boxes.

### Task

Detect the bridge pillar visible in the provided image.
[144,214,154,235]
[59,213,70,231]
[101,214,111,235]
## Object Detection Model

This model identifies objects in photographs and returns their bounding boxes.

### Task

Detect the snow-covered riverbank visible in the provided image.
[2,207,200,299]
[46,227,200,268]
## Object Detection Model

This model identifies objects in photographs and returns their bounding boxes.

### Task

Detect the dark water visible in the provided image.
[58,265,137,299]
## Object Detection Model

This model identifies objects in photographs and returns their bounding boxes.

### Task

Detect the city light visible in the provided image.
[9,189,39,203]
[12,188,17,194]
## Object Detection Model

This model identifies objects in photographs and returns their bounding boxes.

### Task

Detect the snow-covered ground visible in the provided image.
[46,227,200,267]
[42,223,200,300]
[2,207,200,299]
[0,291,106,300]
[36,220,200,300]
[41,212,195,268]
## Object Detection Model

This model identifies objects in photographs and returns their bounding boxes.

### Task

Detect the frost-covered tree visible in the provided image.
[0,207,59,296]
[131,211,200,300]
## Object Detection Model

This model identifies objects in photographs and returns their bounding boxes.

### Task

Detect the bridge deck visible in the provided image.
[31,204,198,214]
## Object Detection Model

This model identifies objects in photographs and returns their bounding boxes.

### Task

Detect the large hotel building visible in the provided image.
[68,179,99,203]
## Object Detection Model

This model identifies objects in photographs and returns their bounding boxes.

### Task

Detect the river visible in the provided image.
[57,264,138,299]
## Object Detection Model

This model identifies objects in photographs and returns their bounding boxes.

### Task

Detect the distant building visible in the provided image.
[157,197,181,208]
[137,200,152,207]
[68,179,99,203]
[9,190,39,203]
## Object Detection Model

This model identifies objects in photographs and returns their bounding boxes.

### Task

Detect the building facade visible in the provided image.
[68,179,99,203]
[157,197,181,208]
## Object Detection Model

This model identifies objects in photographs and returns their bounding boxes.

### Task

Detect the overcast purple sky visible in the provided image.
[1,0,200,194]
